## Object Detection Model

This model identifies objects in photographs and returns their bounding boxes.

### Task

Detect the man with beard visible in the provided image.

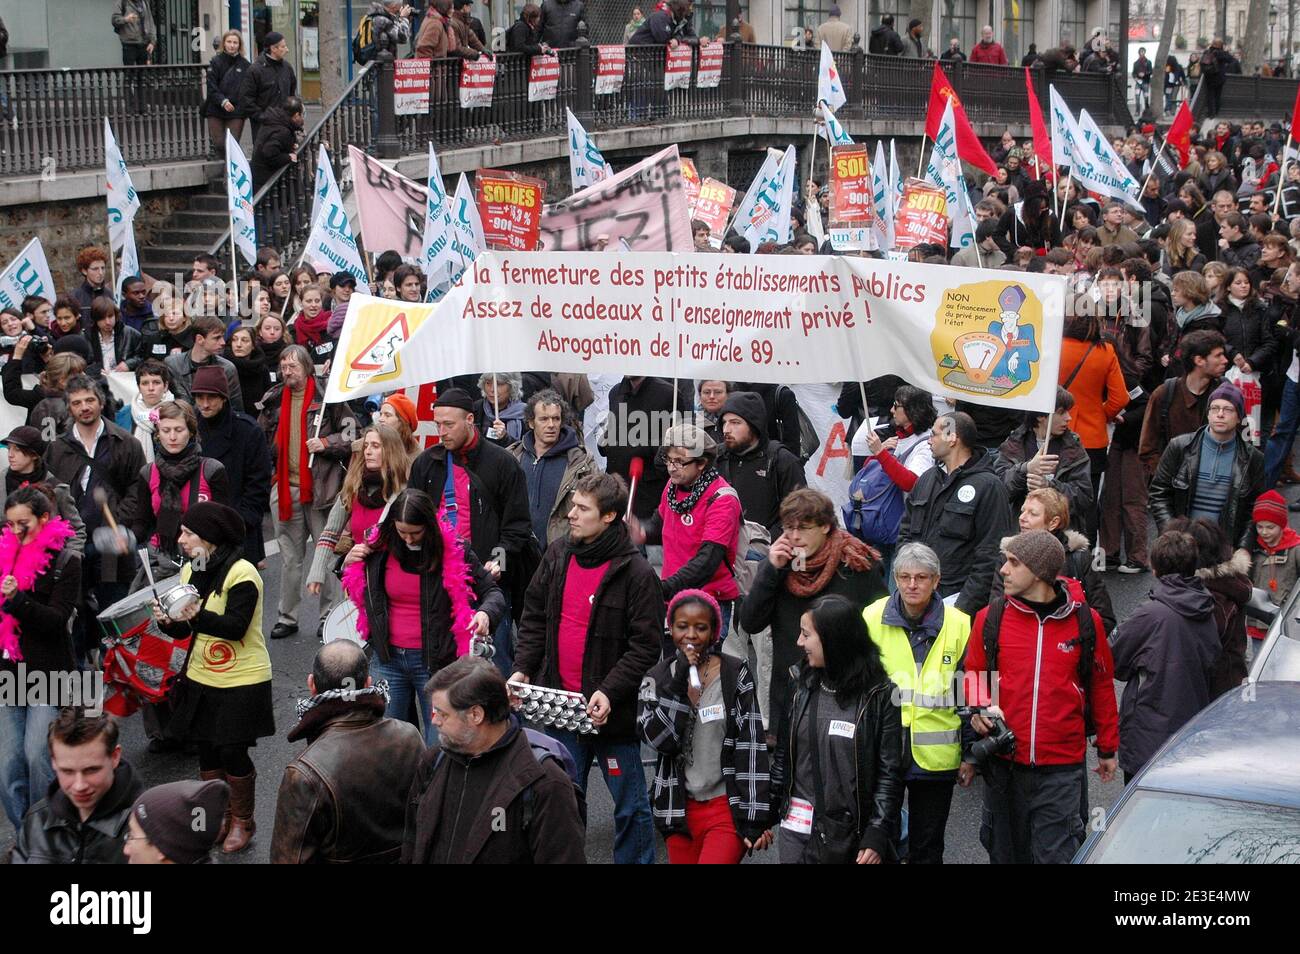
[715,390,806,539]
[513,472,662,864]
[506,390,596,547]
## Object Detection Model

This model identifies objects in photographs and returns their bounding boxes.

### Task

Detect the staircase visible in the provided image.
[139,176,232,287]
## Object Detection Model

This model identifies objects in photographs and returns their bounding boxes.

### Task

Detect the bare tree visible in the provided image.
[1147,0,1179,120]
[1242,0,1271,73]
[319,1,347,107]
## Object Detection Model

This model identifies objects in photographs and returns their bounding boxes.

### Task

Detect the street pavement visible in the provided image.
[0,539,1166,864]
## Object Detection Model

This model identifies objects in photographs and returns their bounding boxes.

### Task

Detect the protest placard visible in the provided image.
[459,58,496,108]
[692,178,735,248]
[394,59,430,114]
[477,170,544,252]
[596,45,626,94]
[829,144,874,251]
[894,177,950,251]
[528,54,561,102]
[697,41,724,88]
[665,45,693,90]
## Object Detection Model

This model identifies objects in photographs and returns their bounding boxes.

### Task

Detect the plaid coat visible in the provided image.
[637,653,773,842]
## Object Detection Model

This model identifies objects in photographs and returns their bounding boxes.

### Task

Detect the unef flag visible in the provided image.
[305,145,370,294]
[566,108,611,192]
[818,42,847,112]
[820,103,854,146]
[226,131,257,266]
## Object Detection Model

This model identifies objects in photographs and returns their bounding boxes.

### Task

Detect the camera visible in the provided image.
[0,336,19,349]
[959,706,1016,762]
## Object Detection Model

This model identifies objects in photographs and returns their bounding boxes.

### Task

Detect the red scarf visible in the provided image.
[276,378,315,520]
[294,310,330,347]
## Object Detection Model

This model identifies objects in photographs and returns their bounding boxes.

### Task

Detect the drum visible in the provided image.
[97,577,193,717]
[323,601,364,645]
[97,576,187,641]
[159,583,201,621]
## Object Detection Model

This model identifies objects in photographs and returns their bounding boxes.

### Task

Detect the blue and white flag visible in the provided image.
[1078,108,1144,210]
[924,96,976,249]
[818,41,847,113]
[734,146,796,251]
[0,238,57,312]
[424,173,485,302]
[420,143,459,302]
[566,108,611,193]
[104,119,139,254]
[820,103,853,146]
[305,144,370,294]
[1049,87,1143,211]
[226,130,257,266]
[889,138,904,219]
[871,139,892,251]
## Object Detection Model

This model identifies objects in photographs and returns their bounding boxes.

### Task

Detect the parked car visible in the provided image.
[1250,583,1300,682]
[1075,681,1300,863]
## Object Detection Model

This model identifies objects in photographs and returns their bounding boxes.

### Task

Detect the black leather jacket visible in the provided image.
[770,669,903,861]
[9,762,143,864]
[1149,425,1265,550]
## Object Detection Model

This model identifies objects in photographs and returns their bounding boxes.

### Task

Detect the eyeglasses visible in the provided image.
[894,573,936,585]
[665,457,700,470]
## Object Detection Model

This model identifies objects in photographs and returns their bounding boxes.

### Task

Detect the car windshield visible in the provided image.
[1086,792,1300,863]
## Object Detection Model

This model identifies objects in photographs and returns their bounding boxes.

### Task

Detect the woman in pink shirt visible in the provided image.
[308,424,410,596]
[341,489,506,744]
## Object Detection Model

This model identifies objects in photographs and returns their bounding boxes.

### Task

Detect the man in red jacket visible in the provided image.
[968,25,1008,65]
[965,530,1119,864]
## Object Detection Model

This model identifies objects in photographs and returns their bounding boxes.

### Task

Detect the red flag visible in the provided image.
[925,61,998,176]
[1166,100,1193,168]
[1024,68,1054,181]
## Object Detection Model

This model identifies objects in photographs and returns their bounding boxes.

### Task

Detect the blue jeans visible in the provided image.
[549,728,655,864]
[878,542,898,594]
[372,648,437,747]
[0,705,58,829]
[491,593,515,679]
[1265,377,1300,489]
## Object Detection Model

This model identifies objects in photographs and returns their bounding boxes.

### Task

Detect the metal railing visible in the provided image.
[0,64,208,176]
[1197,73,1300,120]
[209,65,377,262]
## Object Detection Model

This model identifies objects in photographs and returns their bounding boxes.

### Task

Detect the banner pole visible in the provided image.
[1274,133,1293,217]
[916,137,927,179]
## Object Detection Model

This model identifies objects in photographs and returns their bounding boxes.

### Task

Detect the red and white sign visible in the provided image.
[528,53,561,102]
[477,169,545,252]
[680,158,701,211]
[697,41,723,89]
[459,58,496,108]
[665,45,692,91]
[894,178,949,251]
[692,177,735,249]
[394,59,430,115]
[829,144,874,251]
[595,45,625,94]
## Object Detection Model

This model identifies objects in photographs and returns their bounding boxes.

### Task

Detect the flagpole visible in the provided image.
[1274,133,1294,217]
[916,137,927,179]
[1137,138,1171,206]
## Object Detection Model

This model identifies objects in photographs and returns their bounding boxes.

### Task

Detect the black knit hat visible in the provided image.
[180,501,246,547]
[434,387,475,413]
[132,779,230,864]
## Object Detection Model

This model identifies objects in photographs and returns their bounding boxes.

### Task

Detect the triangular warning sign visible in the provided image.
[345,311,410,391]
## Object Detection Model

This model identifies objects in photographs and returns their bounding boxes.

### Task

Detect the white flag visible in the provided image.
[1049,87,1143,211]
[871,140,892,251]
[1078,108,1144,210]
[226,130,258,266]
[924,97,976,249]
[889,138,904,220]
[425,173,485,298]
[305,144,370,295]
[734,146,797,251]
[0,238,57,312]
[420,143,459,302]
[819,103,853,146]
[118,229,141,305]
[818,42,847,113]
[104,119,139,255]
[566,108,611,193]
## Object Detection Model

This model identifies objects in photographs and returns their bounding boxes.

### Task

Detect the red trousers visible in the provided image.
[665,795,746,865]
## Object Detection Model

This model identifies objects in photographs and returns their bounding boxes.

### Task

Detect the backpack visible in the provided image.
[432,726,587,831]
[352,15,378,64]
[842,436,922,546]
[774,385,820,464]
[704,485,771,601]
[981,596,1097,736]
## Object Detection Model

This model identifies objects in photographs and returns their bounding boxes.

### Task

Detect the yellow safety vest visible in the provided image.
[863,596,971,772]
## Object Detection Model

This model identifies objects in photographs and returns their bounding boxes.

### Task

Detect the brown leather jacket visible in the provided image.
[271,692,424,864]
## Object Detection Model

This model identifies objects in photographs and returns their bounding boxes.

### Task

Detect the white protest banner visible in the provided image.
[349,145,426,259]
[307,145,370,292]
[1049,86,1143,211]
[0,237,57,311]
[528,53,561,102]
[665,45,692,90]
[566,108,611,193]
[818,41,847,112]
[540,144,693,251]
[924,96,977,249]
[226,130,258,265]
[394,58,431,115]
[871,139,893,251]
[104,118,139,255]
[460,58,496,108]
[733,145,796,251]
[595,45,626,94]
[697,41,724,88]
[1078,108,1144,210]
[792,382,855,510]
[325,252,1067,419]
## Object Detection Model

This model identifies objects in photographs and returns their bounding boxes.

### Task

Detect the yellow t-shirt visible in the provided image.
[181,559,272,689]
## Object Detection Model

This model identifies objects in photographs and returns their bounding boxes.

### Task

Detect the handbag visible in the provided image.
[808,689,862,864]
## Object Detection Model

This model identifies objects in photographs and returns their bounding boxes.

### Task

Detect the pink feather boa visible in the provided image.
[340,516,477,657]
[0,517,76,661]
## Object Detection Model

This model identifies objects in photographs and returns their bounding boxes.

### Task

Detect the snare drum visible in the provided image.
[97,577,193,716]
[323,601,364,646]
[97,577,187,641]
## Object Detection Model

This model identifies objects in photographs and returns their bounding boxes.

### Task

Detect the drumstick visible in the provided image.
[93,486,119,533]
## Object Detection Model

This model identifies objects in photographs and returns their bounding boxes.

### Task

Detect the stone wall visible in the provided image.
[0,189,197,294]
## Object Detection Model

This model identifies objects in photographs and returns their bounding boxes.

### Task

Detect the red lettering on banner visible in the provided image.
[816,421,851,478]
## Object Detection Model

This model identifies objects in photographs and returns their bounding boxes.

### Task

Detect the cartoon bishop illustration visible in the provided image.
[988,285,1038,386]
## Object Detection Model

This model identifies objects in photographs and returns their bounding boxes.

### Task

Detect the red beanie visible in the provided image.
[1253,490,1289,527]
[383,393,419,433]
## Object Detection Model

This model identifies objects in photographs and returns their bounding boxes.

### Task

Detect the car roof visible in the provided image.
[1136,682,1300,810]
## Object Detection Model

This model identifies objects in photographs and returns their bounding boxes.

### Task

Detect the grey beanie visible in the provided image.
[1001,530,1066,584]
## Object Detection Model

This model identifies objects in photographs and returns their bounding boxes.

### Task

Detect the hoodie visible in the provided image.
[1110,574,1221,775]
[511,425,585,545]
[715,390,807,537]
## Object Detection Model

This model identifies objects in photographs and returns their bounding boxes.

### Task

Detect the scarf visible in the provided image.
[291,681,390,731]
[4,465,46,498]
[667,464,720,516]
[357,470,387,510]
[154,439,202,549]
[294,310,330,347]
[187,543,241,600]
[276,378,315,520]
[0,517,76,661]
[340,518,476,657]
[785,528,880,598]
[566,519,631,568]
